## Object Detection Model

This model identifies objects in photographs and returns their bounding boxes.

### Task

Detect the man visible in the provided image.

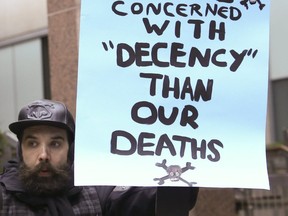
[0,99,198,215]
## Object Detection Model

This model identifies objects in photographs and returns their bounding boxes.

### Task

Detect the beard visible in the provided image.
[19,161,71,196]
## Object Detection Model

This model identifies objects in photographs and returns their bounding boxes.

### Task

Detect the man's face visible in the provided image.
[20,125,71,195]
[21,125,69,173]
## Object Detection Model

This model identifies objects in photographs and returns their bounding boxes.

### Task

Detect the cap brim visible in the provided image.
[9,120,70,136]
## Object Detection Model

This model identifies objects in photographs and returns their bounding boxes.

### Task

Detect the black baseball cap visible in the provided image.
[9,99,75,140]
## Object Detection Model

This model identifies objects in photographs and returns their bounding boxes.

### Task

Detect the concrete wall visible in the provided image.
[0,0,48,45]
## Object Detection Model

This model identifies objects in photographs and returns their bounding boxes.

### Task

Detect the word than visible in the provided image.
[139,73,213,101]
[111,130,224,162]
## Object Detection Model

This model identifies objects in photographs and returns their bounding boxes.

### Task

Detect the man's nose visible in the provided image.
[39,145,50,161]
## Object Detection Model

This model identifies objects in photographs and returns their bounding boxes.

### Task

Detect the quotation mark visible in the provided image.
[102,41,114,51]
[246,49,258,58]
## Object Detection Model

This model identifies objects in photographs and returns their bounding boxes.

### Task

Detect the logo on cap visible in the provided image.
[27,103,54,120]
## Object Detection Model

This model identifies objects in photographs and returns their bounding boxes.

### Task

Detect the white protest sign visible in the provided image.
[75,0,270,189]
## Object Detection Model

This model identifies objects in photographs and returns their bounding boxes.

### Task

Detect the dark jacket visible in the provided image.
[0,160,198,216]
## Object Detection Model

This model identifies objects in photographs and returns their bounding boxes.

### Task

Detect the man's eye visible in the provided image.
[28,141,38,147]
[51,141,61,148]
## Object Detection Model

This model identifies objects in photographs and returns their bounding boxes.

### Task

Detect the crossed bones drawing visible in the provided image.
[240,0,265,10]
[154,159,197,187]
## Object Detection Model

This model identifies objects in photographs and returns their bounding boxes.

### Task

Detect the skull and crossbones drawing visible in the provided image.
[240,0,265,10]
[154,159,197,186]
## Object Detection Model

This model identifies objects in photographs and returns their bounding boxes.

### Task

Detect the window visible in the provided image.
[271,78,288,142]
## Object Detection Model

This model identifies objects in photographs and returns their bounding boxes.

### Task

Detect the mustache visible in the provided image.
[20,161,70,178]
[34,161,57,174]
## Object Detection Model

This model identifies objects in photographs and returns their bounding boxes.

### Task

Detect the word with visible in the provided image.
[143,18,225,40]
[110,130,224,162]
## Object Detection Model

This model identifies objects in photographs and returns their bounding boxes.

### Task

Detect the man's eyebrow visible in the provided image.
[51,135,65,140]
[23,135,37,140]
